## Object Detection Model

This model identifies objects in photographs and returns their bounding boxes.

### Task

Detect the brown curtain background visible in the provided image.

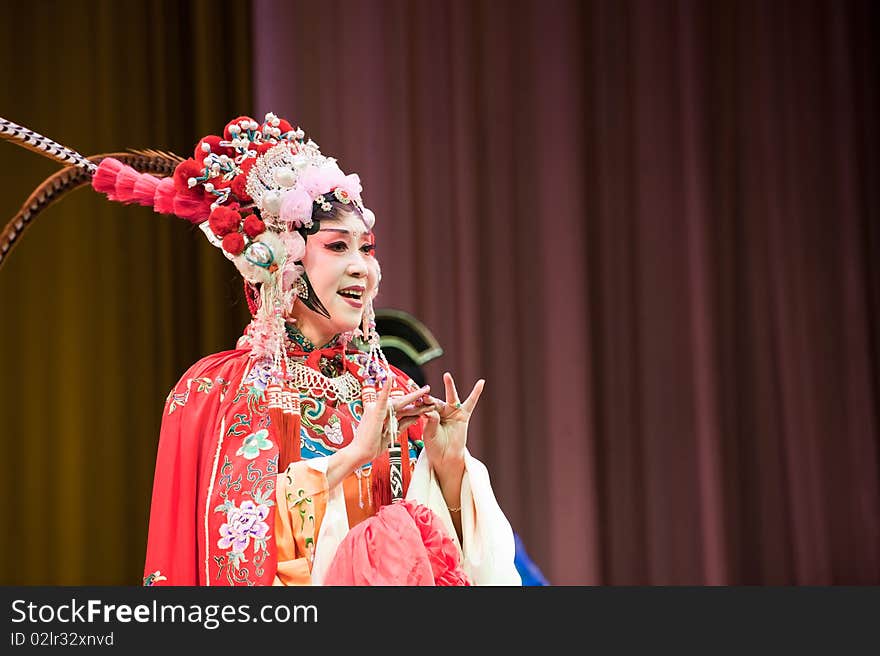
[0,0,253,584]
[254,0,879,584]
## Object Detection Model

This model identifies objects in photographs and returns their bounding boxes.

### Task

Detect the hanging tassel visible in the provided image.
[369,423,414,508]
[370,451,392,509]
[401,425,413,494]
[274,385,302,471]
[284,386,301,465]
[266,384,286,466]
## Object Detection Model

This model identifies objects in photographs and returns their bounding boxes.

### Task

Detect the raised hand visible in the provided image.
[350,376,432,465]
[422,372,485,478]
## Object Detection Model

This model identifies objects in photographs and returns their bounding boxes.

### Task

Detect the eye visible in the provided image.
[360,243,376,255]
[326,241,347,252]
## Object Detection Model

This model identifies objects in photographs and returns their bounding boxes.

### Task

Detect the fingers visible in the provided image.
[422,410,440,440]
[395,402,436,419]
[391,385,431,411]
[443,372,461,406]
[423,394,462,418]
[461,379,486,413]
[397,416,419,432]
[376,373,393,406]
[363,373,395,419]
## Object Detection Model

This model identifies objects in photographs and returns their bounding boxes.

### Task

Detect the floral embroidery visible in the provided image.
[166,388,189,415]
[322,416,344,445]
[236,429,273,460]
[167,376,218,415]
[312,415,345,446]
[285,468,316,563]
[194,377,214,393]
[226,413,251,437]
[143,570,167,586]
[216,377,231,401]
[286,487,314,531]
[215,500,271,569]
[213,449,277,585]
[242,358,275,394]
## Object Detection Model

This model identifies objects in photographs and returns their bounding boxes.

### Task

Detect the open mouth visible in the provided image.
[337,286,365,307]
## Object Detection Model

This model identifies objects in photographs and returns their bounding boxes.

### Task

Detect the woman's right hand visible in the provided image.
[350,377,433,465]
[326,376,432,489]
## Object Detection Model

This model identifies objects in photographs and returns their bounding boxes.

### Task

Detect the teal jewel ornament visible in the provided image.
[244,241,274,268]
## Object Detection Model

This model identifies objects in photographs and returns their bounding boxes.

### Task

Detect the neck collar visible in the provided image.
[285,322,340,353]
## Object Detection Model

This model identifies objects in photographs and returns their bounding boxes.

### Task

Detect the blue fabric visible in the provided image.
[514,532,549,586]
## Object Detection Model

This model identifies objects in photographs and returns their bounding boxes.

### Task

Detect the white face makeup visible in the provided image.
[290,211,378,345]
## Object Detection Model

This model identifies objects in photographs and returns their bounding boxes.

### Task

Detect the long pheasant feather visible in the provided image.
[0,117,96,174]
[0,151,183,271]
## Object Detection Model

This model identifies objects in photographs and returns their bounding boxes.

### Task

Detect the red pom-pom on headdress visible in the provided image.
[231,158,255,202]
[194,135,226,164]
[224,116,257,141]
[275,118,294,134]
[209,206,241,237]
[173,158,204,194]
[255,142,274,155]
[243,213,266,238]
[222,232,245,255]
[173,187,213,224]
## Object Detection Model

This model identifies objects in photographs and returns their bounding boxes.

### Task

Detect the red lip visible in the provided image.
[338,284,365,309]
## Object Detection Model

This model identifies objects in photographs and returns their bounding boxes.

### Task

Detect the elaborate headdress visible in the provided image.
[0,113,382,370]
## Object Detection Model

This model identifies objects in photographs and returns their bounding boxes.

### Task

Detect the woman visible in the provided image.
[1,112,519,586]
[79,113,519,586]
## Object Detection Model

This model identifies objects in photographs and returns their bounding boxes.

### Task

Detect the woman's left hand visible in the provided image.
[421,372,485,479]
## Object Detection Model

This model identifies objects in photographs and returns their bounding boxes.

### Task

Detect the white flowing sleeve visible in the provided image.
[406,449,522,585]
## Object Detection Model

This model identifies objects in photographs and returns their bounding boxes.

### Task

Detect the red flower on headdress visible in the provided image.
[209,206,241,237]
[173,158,204,194]
[194,135,227,164]
[222,232,245,255]
[255,142,275,155]
[224,116,258,141]
[206,175,232,191]
[275,118,294,135]
[230,158,255,202]
[243,213,266,238]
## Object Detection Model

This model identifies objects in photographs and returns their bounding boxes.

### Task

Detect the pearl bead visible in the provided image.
[274,167,296,187]
[263,190,283,213]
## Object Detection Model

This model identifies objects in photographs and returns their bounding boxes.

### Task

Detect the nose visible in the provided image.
[347,256,368,278]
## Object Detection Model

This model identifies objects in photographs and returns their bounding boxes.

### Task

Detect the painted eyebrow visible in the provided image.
[317,228,373,238]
